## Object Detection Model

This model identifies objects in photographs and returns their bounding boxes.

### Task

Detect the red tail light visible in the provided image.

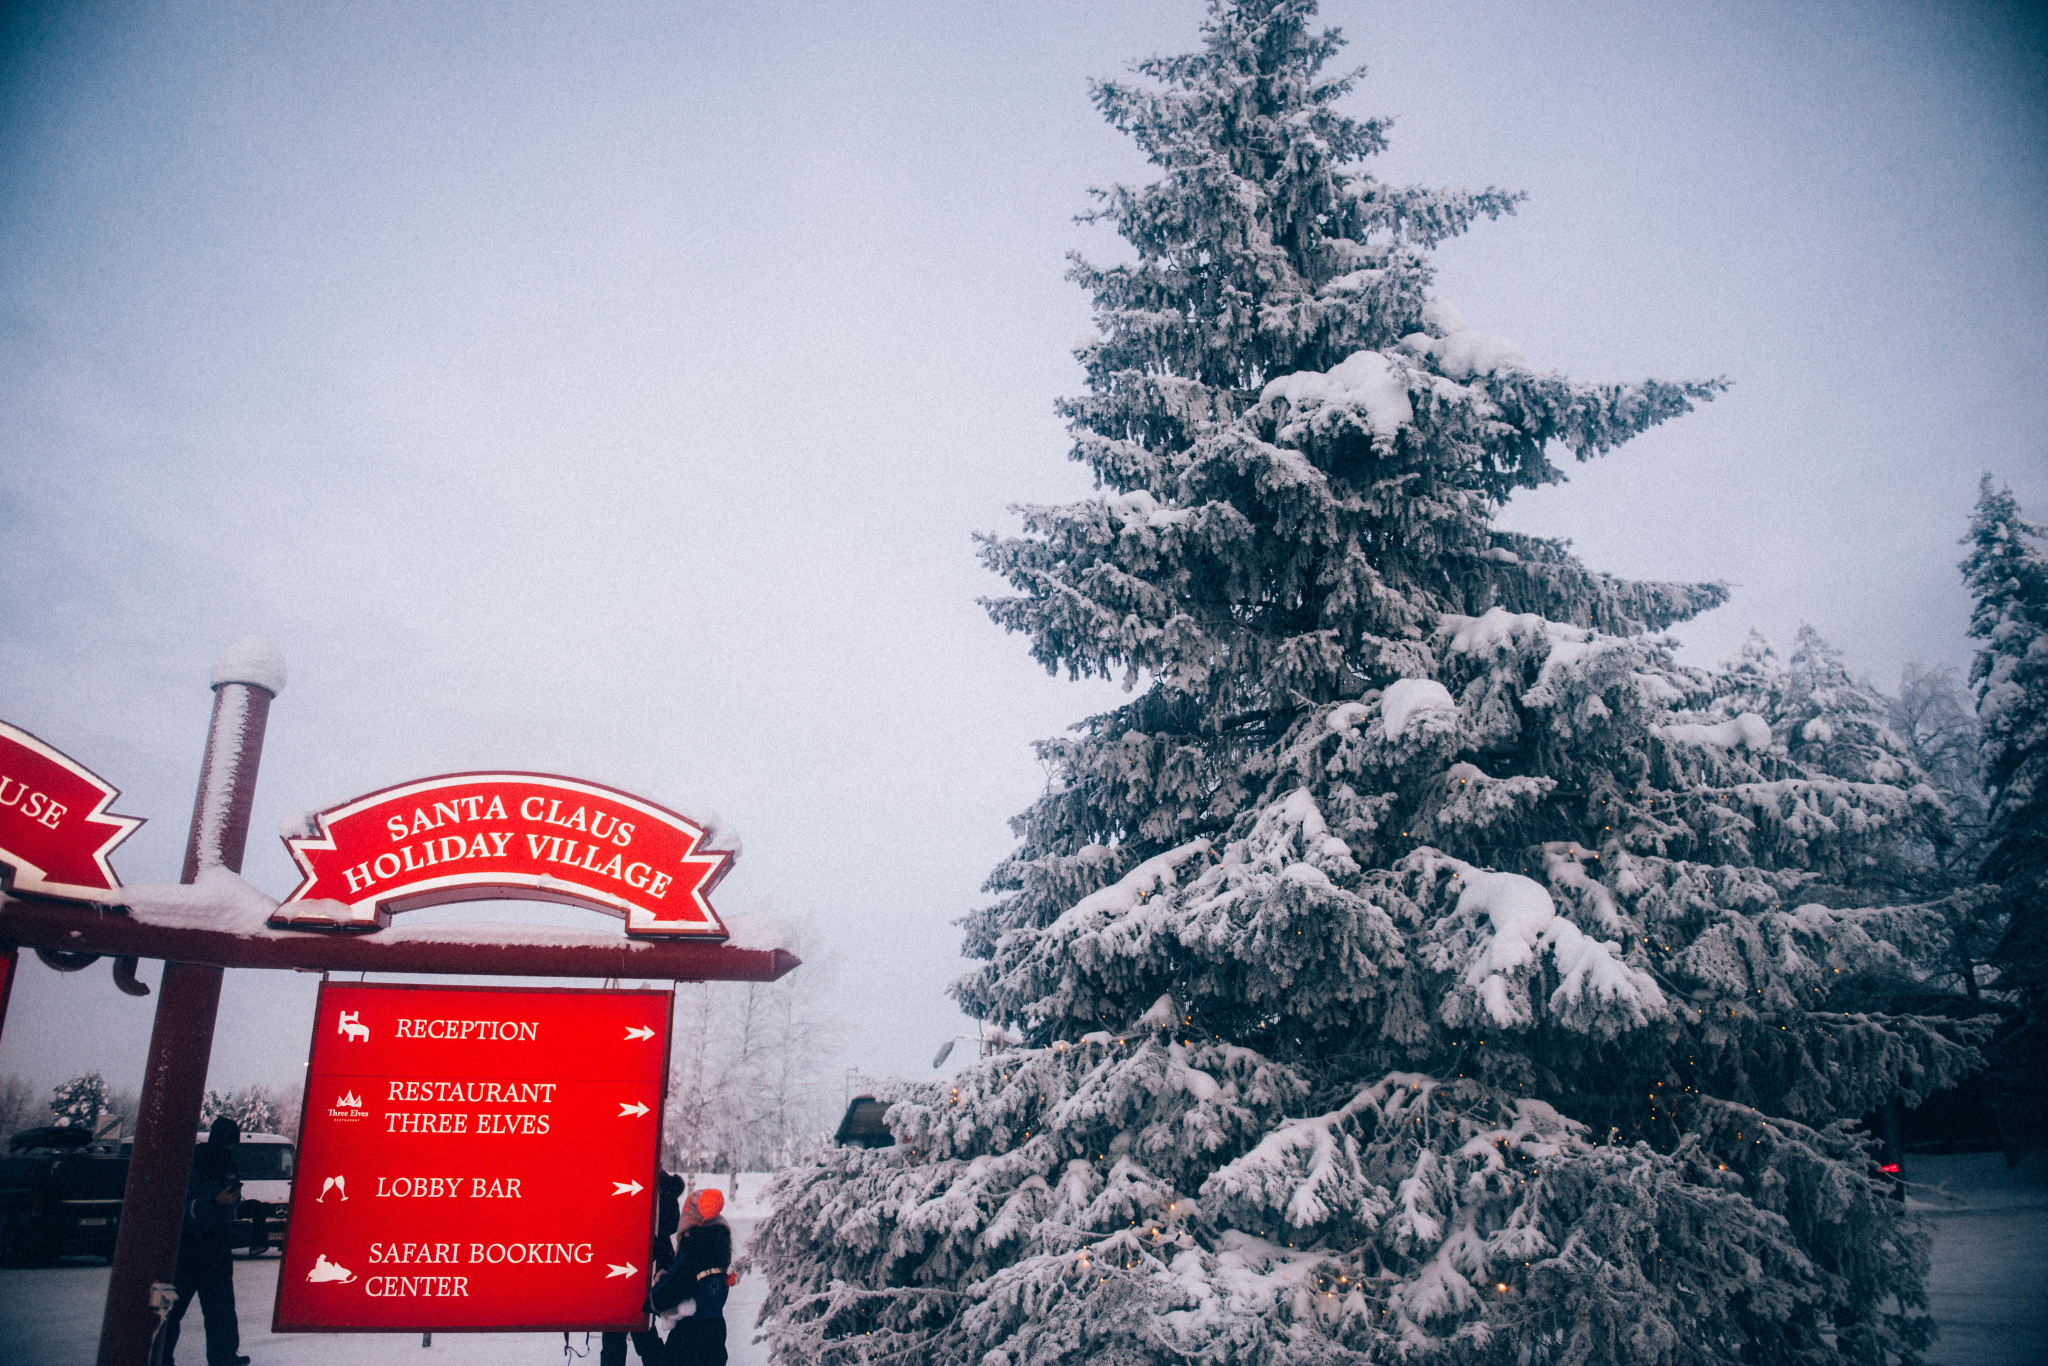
[1879,1163,1901,1174]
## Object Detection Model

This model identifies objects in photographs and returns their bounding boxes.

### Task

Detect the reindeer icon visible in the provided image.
[337,1010,369,1042]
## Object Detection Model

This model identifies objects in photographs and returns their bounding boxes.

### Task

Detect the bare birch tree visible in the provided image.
[661,910,840,1179]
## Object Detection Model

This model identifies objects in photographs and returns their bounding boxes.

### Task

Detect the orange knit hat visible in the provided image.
[691,1188,724,1220]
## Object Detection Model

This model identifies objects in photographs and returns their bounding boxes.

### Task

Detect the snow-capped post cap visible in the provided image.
[210,636,287,696]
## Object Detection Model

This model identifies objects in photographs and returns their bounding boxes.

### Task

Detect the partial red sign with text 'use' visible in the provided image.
[0,719,141,902]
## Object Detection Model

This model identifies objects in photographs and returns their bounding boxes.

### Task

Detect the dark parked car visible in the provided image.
[834,1096,895,1149]
[0,1128,129,1265]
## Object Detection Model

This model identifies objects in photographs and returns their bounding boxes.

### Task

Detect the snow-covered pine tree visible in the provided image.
[200,1086,285,1136]
[49,1071,111,1132]
[1779,626,1920,790]
[1886,663,2003,1005]
[1712,625,1996,1012]
[1961,476,2048,1159]
[755,4,1981,1362]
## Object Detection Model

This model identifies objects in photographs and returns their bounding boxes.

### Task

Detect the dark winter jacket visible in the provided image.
[182,1145,239,1239]
[656,1172,684,1235]
[648,1170,684,1272]
[649,1217,731,1318]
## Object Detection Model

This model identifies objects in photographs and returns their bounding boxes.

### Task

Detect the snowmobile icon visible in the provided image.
[307,1254,355,1284]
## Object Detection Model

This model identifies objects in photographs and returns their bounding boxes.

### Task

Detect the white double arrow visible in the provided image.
[623,1026,655,1041]
[605,1262,639,1279]
[612,1180,644,1197]
[618,1101,650,1118]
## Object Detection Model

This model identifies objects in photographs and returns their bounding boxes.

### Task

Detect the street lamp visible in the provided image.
[931,1024,1018,1068]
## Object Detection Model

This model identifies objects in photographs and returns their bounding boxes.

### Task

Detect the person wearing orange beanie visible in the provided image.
[649,1187,733,1365]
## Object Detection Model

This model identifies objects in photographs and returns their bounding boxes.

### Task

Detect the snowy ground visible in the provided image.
[3,1158,2040,1364]
[1912,1152,2048,1366]
[0,1220,771,1366]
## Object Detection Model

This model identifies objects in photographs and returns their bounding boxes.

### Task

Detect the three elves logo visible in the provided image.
[326,1089,370,1123]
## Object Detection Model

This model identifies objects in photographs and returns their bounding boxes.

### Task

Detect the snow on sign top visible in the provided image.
[272,773,733,939]
[0,718,143,901]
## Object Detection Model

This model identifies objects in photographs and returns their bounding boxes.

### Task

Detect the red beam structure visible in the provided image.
[0,897,801,981]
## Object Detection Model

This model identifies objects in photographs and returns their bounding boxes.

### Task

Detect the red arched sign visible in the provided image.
[272,773,732,938]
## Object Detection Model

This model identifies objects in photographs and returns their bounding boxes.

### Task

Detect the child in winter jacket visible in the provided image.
[648,1188,733,1365]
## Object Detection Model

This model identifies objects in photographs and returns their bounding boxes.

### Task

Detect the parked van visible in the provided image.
[0,1128,129,1264]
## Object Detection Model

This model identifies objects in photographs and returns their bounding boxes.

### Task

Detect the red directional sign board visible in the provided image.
[272,772,732,937]
[0,719,142,902]
[275,983,673,1333]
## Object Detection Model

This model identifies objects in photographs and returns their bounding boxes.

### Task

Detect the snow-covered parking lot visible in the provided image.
[2,1157,2042,1365]
[1912,1153,2048,1366]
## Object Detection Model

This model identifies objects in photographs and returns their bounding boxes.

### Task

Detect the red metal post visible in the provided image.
[97,646,280,1366]
[179,666,275,884]
[0,944,16,1044]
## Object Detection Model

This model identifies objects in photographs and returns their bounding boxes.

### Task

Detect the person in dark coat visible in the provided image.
[649,1188,733,1366]
[162,1118,248,1366]
[601,1171,686,1366]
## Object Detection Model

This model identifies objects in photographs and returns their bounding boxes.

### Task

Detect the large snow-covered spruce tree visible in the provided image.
[1961,477,2048,1156]
[755,4,1979,1362]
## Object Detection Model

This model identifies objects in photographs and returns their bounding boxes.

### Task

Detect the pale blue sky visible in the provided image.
[2,1,2042,1103]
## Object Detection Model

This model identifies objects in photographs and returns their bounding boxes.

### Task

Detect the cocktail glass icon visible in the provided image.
[318,1175,347,1202]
